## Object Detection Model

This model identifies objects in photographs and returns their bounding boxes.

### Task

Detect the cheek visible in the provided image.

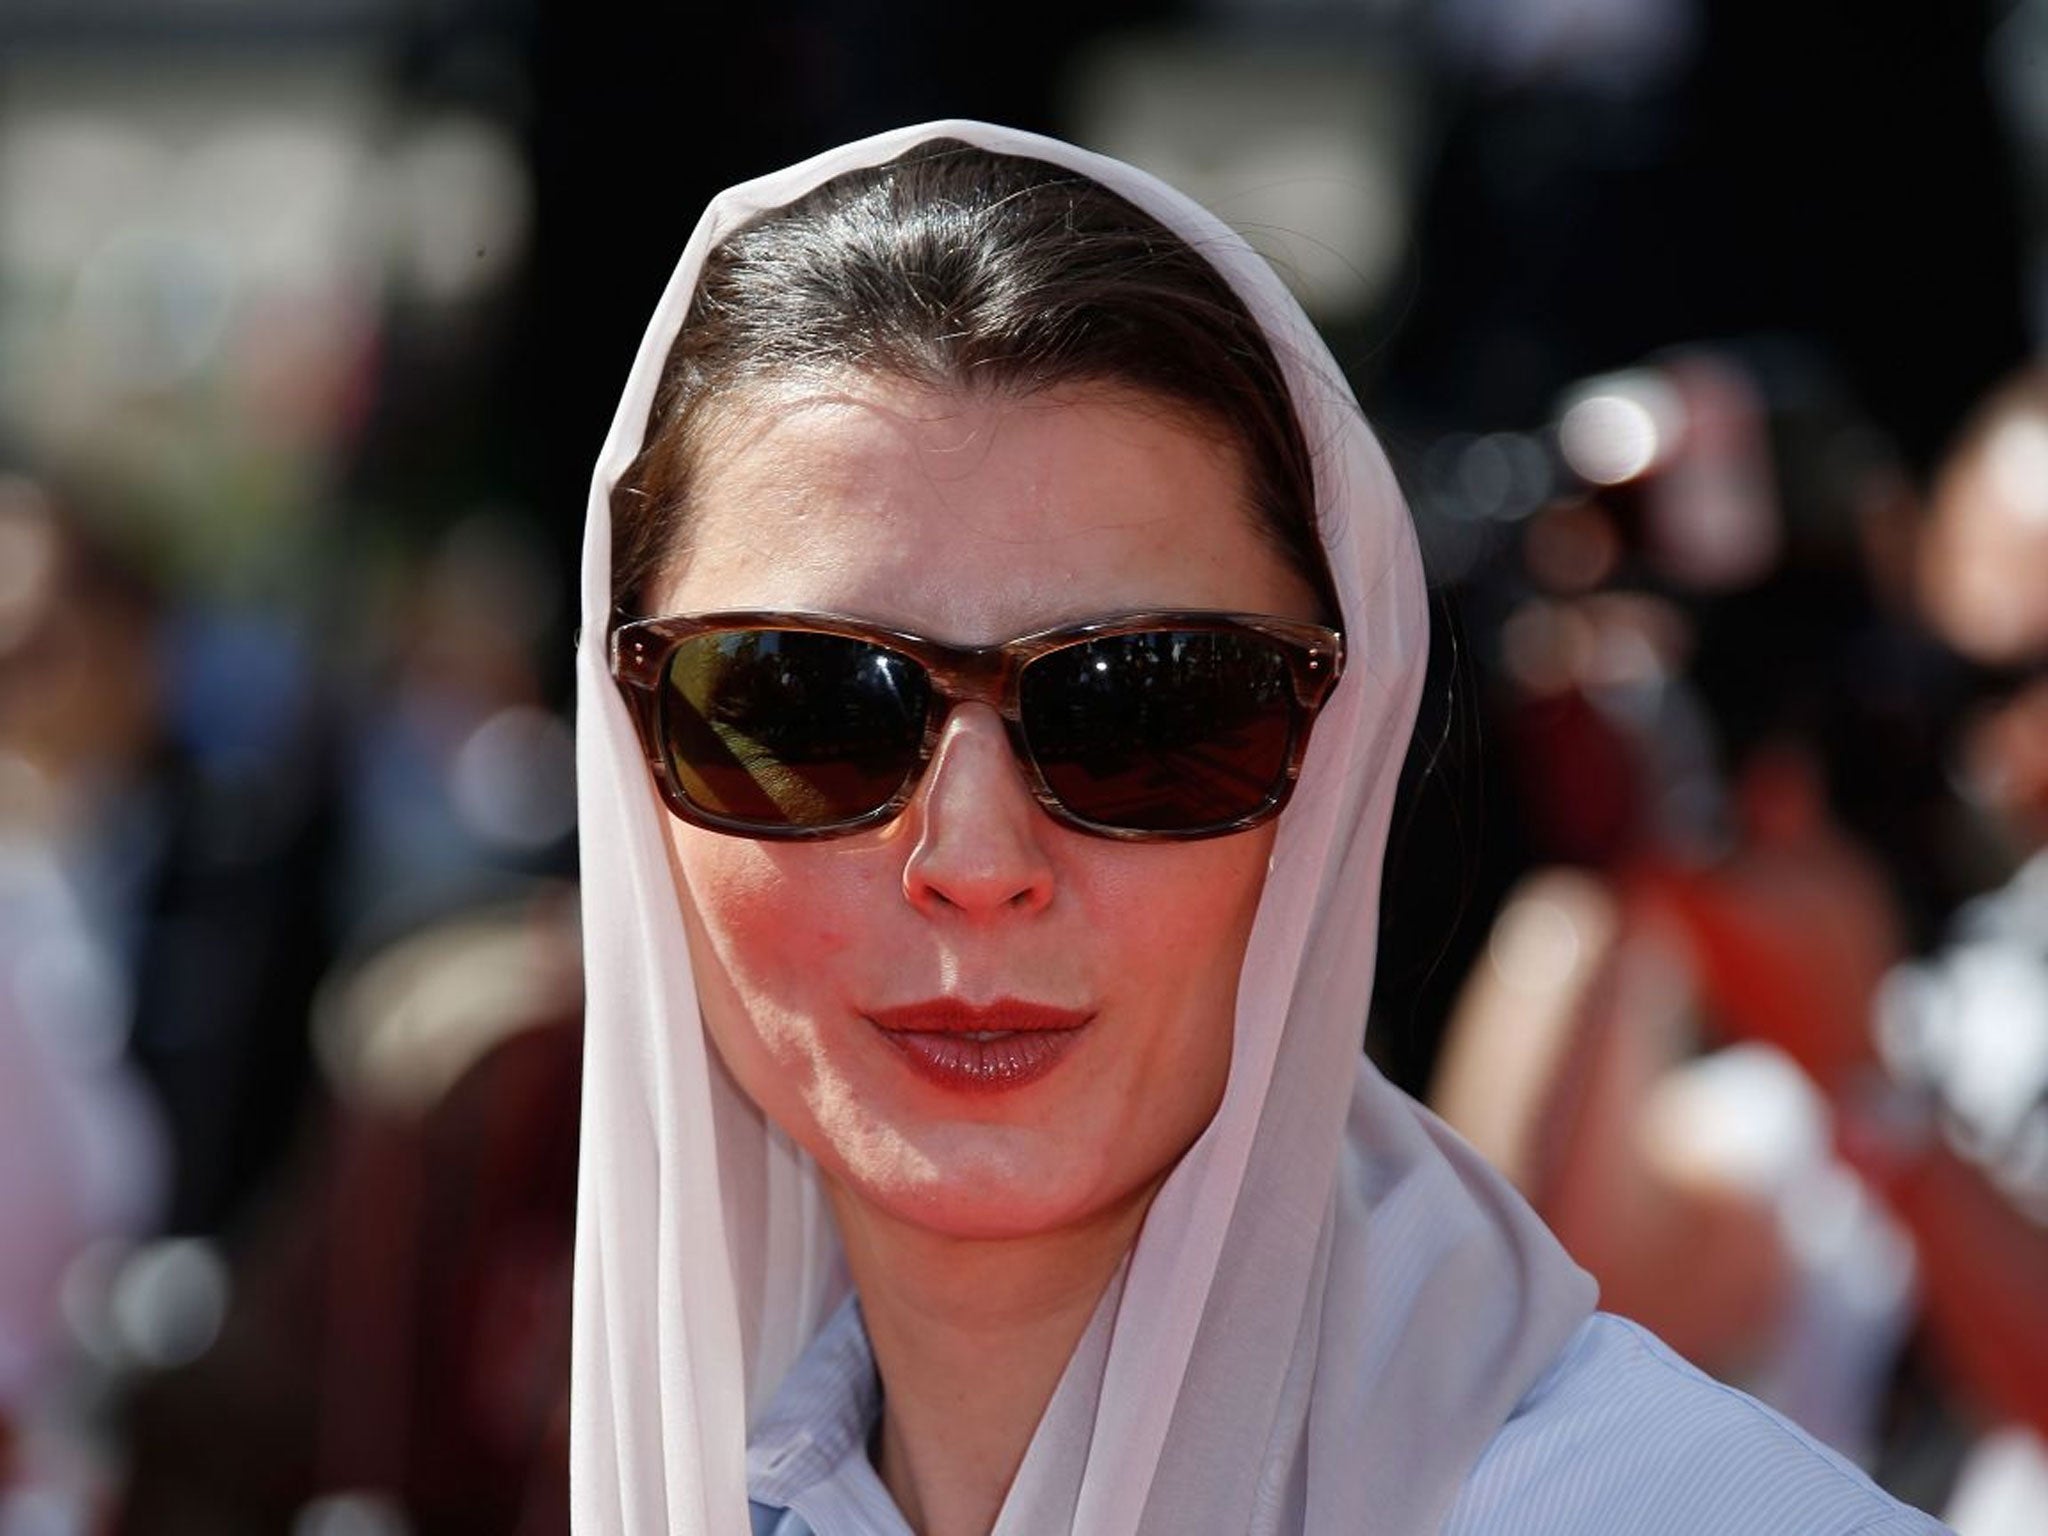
[662,826,885,1091]
[672,830,866,971]
[1110,831,1271,974]
[1089,829,1274,1077]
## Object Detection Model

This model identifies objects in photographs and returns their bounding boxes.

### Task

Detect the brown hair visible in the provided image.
[610,139,1333,623]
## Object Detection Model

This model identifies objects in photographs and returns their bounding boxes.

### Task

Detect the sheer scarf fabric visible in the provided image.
[570,120,1596,1535]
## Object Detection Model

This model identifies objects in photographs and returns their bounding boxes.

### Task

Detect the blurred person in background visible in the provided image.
[1429,343,1922,1468]
[0,474,167,1515]
[1429,352,2048,1531]
[0,459,359,1525]
[1873,364,2048,1529]
[113,887,580,1536]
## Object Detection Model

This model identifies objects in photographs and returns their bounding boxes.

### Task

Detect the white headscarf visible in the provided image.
[571,120,1596,1535]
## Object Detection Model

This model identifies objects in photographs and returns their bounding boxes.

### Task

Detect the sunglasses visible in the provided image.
[610,610,1344,841]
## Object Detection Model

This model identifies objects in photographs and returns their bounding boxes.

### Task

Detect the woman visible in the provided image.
[572,122,1943,1534]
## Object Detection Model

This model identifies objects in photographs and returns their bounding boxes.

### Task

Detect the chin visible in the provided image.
[824,1117,1181,1245]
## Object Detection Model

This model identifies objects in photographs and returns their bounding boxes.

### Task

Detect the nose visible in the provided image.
[902,704,1056,919]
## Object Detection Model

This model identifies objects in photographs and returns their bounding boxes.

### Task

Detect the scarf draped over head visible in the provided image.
[571,120,1595,1535]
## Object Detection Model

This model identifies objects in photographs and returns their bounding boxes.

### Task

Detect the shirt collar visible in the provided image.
[748,1295,910,1533]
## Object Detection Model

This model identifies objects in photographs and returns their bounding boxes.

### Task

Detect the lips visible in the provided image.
[866,999,1092,1093]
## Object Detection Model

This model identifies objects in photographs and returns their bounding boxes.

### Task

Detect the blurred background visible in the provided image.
[1,0,2045,1531]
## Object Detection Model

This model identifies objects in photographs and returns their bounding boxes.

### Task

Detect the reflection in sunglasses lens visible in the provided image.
[1021,632,1294,831]
[662,632,928,825]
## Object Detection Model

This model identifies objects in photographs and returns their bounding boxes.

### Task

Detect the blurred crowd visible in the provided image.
[2,1,2046,1533]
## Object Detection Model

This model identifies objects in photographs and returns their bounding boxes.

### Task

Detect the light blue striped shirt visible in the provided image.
[747,1298,1950,1534]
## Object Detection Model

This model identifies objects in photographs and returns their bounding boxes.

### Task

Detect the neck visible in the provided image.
[825,1184,1152,1536]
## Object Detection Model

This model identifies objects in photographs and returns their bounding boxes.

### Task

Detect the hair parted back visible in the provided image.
[610,140,1334,622]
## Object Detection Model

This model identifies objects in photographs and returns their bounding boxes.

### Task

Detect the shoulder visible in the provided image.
[1442,1314,1949,1536]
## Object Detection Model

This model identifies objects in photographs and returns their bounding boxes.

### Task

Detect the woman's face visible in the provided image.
[652,375,1322,1242]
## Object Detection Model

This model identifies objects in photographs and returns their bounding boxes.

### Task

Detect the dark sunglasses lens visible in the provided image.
[1019,631,1296,832]
[658,630,929,828]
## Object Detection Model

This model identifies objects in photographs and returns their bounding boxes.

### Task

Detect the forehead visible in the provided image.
[652,376,1317,641]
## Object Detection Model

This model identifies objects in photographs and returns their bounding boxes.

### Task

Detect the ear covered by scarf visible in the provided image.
[570,119,1595,1535]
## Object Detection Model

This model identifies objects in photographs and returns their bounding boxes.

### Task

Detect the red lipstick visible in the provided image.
[865,999,1091,1094]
